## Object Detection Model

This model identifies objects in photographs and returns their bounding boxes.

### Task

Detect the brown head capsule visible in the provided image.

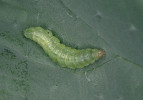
[98,50,105,58]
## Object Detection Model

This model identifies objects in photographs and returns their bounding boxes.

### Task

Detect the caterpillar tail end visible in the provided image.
[24,28,34,40]
[98,50,105,58]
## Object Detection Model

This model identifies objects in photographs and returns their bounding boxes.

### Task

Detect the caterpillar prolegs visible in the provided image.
[24,27,105,69]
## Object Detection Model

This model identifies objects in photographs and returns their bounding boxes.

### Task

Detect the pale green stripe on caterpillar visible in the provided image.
[24,27,105,69]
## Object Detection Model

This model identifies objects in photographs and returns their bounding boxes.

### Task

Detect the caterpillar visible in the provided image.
[24,27,105,69]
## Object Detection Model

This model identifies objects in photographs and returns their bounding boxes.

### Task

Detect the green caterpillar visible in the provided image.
[24,27,105,69]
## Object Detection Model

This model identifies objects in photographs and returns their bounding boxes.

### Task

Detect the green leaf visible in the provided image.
[0,0,143,100]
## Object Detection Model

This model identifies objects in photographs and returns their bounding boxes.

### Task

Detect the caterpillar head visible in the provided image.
[92,49,105,61]
[98,50,105,58]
